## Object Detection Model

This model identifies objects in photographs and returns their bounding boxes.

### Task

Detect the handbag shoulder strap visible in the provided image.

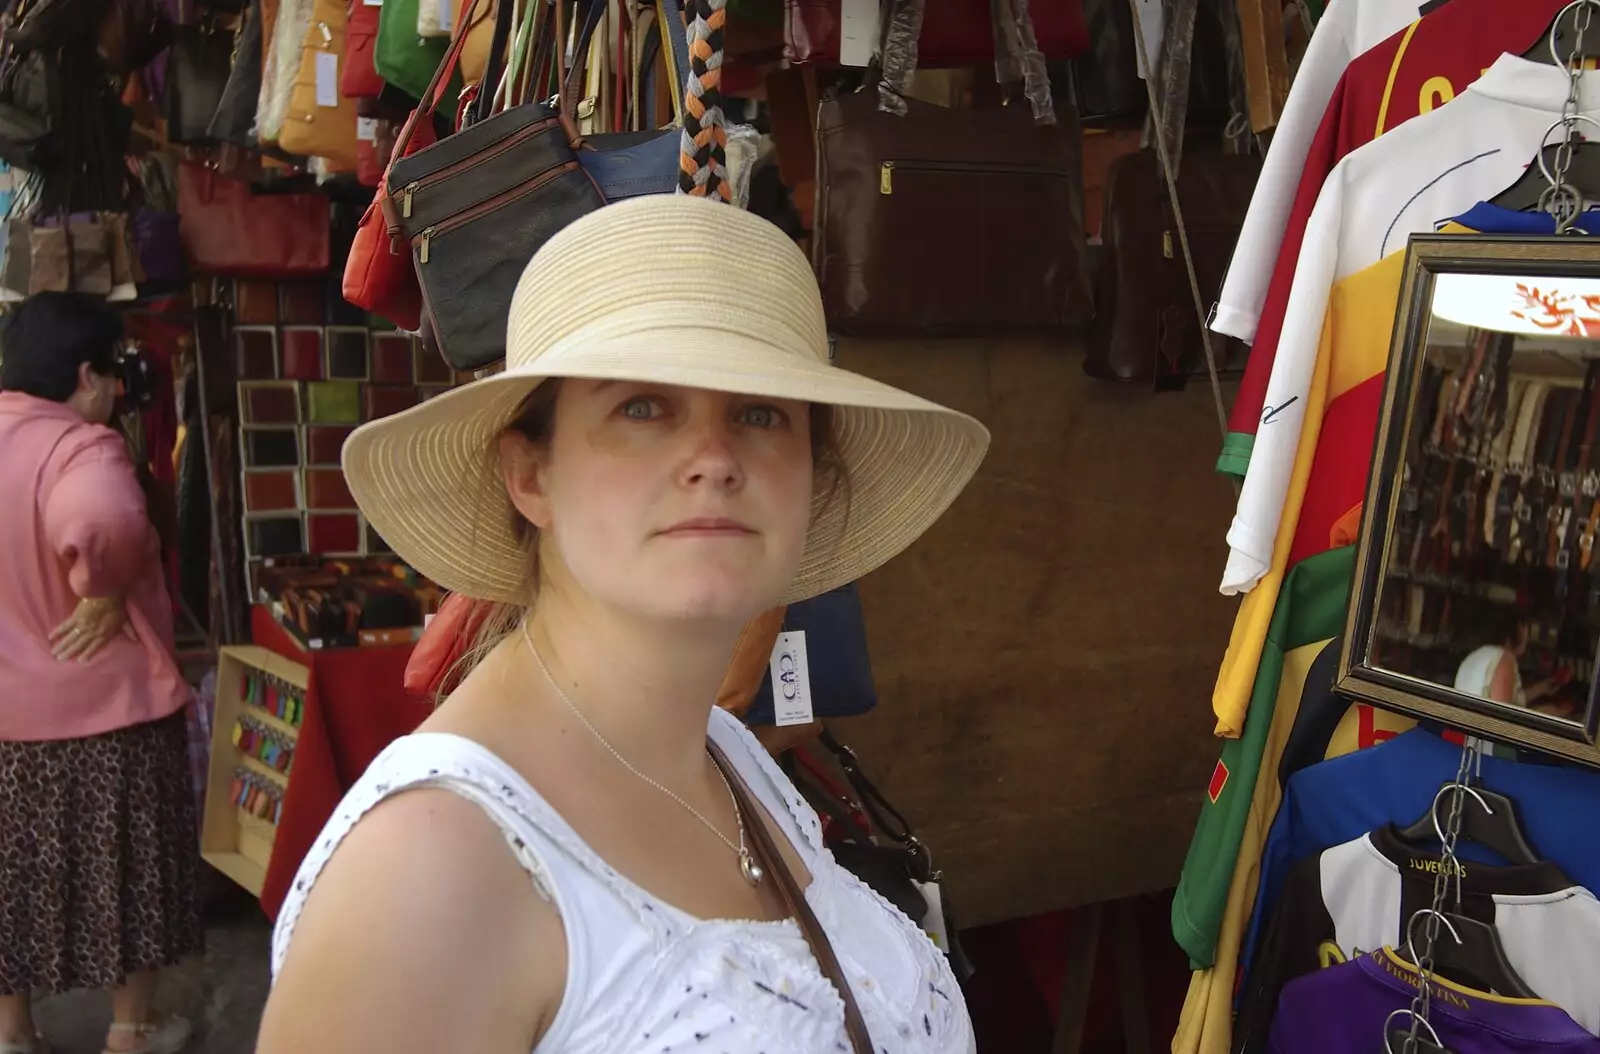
[707,739,874,1054]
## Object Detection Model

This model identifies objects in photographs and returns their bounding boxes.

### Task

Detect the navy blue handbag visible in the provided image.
[569,0,690,201]
[745,583,879,726]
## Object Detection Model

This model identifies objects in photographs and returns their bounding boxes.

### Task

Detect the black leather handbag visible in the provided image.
[204,0,261,146]
[163,18,233,144]
[382,0,603,372]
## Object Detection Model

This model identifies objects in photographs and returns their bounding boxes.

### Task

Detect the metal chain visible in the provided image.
[518,620,756,873]
[1399,740,1478,1053]
[1542,3,1595,232]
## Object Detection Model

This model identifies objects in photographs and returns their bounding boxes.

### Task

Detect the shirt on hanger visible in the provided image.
[1215,0,1570,479]
[1237,825,1600,1050]
[1267,948,1600,1054]
[1243,728,1600,999]
[1209,0,1421,347]
[1172,546,1353,969]
[1283,208,1600,577]
[1222,55,1594,601]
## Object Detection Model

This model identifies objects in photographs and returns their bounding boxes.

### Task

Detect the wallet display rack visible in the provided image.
[230,275,469,601]
[200,645,310,898]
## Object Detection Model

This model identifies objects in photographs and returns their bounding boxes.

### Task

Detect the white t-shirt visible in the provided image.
[1221,55,1594,595]
[1210,0,1422,344]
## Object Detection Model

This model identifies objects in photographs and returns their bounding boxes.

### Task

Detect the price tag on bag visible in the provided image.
[357,117,378,142]
[769,630,813,727]
[916,880,952,956]
[838,0,878,67]
[315,51,340,108]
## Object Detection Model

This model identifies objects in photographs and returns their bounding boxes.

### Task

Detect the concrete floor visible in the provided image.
[30,877,272,1054]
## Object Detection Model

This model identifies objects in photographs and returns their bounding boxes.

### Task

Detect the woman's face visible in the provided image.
[503,380,817,623]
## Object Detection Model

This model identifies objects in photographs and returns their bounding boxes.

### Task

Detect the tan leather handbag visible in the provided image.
[279,0,359,166]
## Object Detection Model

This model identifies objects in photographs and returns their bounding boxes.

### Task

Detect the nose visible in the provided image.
[677,413,745,493]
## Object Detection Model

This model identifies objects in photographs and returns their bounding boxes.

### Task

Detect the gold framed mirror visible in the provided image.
[1338,235,1600,768]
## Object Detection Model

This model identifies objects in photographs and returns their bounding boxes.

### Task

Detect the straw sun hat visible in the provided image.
[341,194,991,605]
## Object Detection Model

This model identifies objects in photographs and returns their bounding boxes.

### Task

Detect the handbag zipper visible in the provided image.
[416,161,580,264]
[878,158,1070,195]
[396,114,561,220]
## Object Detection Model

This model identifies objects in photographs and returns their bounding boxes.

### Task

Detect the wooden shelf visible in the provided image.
[201,645,309,900]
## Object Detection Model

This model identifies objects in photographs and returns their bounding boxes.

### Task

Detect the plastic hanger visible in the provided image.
[1385,1009,1457,1054]
[1491,3,1600,212]
[1488,115,1600,213]
[1524,1,1600,66]
[1400,910,1541,999]
[1395,783,1542,866]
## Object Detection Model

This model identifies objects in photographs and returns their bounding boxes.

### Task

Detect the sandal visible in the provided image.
[0,1034,50,1054]
[102,1015,191,1054]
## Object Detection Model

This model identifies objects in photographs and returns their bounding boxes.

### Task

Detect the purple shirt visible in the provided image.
[1269,949,1600,1054]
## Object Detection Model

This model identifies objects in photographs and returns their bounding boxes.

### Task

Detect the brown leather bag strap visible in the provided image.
[707,741,874,1054]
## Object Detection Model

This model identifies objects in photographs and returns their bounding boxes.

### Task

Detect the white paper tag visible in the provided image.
[769,630,813,727]
[838,0,878,67]
[315,51,340,108]
[363,0,381,8]
[357,116,378,141]
[916,880,951,956]
[438,0,454,31]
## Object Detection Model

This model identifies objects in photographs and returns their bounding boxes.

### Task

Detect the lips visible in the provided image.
[660,517,756,536]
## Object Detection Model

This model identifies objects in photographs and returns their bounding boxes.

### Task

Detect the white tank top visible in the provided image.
[270,707,975,1054]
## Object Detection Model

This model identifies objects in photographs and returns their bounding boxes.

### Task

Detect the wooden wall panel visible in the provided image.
[829,335,1241,925]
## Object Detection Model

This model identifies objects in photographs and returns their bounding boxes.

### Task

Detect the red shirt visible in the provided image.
[1219,0,1569,474]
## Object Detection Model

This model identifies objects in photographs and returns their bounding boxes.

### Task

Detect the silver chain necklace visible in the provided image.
[520,621,765,886]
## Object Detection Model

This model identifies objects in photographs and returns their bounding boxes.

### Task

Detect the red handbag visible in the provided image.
[342,107,439,329]
[402,592,492,699]
[343,0,384,99]
[785,0,1088,67]
[177,165,331,277]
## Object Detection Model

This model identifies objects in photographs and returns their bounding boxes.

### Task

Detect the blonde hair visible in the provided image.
[441,383,850,698]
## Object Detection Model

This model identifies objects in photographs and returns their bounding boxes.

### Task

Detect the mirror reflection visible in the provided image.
[1374,271,1600,725]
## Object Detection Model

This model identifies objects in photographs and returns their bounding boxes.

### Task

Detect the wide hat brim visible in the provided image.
[342,327,989,605]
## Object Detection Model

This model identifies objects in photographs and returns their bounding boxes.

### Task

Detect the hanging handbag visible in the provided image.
[744,582,877,726]
[257,0,313,144]
[96,0,174,75]
[163,14,235,143]
[177,161,329,275]
[1,0,107,49]
[709,739,876,1054]
[785,0,1088,67]
[206,0,264,145]
[132,151,183,284]
[0,45,58,169]
[340,0,382,97]
[813,0,1091,335]
[380,0,603,372]
[1084,148,1257,387]
[278,0,358,166]
[567,0,689,202]
[373,0,448,100]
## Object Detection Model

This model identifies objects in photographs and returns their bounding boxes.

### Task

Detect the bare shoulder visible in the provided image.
[257,786,565,1054]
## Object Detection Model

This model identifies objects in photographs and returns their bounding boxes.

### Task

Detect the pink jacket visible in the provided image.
[0,392,190,741]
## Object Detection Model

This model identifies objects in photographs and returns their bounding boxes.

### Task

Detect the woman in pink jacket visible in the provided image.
[0,294,201,1054]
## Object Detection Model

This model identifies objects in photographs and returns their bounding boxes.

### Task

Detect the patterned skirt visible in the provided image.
[0,711,204,995]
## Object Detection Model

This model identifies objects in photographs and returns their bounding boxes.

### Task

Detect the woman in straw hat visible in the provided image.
[257,195,988,1054]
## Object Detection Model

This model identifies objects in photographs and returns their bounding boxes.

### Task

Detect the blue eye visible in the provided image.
[743,405,781,428]
[622,397,658,420]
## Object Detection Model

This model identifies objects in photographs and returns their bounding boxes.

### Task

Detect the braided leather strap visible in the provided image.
[677,0,731,201]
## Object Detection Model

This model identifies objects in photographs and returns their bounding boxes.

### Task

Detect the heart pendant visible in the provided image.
[740,849,764,886]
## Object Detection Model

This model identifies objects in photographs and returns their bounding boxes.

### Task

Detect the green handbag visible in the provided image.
[376,0,453,100]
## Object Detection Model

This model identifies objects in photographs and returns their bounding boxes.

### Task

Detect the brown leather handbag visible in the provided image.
[1083,148,1257,389]
[812,0,1091,336]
